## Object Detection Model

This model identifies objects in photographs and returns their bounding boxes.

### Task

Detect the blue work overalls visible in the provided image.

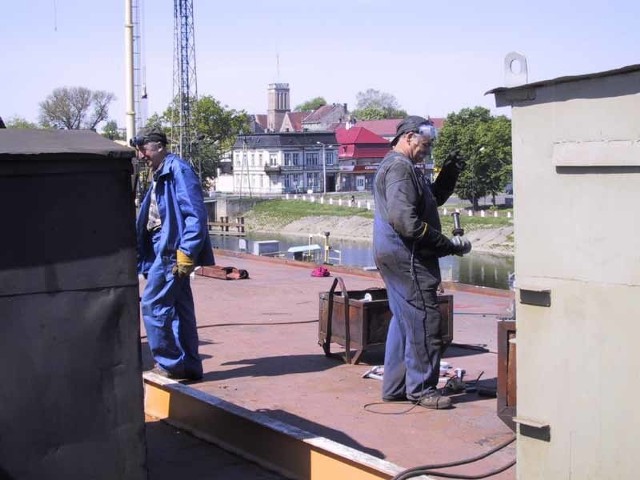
[136,154,214,378]
[373,152,453,401]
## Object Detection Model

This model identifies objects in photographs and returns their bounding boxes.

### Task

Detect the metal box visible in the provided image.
[318,277,453,364]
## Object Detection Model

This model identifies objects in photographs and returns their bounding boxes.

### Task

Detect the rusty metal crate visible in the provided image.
[497,320,517,431]
[318,277,454,364]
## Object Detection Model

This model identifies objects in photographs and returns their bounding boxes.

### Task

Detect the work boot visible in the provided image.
[150,365,184,380]
[413,391,452,410]
[382,395,407,402]
[150,364,203,382]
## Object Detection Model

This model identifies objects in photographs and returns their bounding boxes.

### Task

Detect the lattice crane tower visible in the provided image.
[172,0,197,161]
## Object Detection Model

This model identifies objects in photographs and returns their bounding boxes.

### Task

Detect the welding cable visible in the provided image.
[364,369,486,413]
[362,399,421,415]
[390,435,516,480]
[140,319,318,339]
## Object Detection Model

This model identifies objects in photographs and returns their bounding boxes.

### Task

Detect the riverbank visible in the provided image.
[243,212,514,256]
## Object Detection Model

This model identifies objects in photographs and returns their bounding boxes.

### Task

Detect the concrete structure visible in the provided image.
[489,64,640,479]
[267,83,291,132]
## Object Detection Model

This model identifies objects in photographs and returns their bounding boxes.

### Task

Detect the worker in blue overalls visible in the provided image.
[133,127,214,381]
[373,116,471,409]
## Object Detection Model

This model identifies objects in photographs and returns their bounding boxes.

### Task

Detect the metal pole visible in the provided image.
[317,141,327,195]
[124,0,136,143]
[322,143,326,194]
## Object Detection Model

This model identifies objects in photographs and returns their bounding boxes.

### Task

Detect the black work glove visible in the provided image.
[442,150,466,175]
[451,236,472,256]
[435,150,466,194]
[420,225,455,258]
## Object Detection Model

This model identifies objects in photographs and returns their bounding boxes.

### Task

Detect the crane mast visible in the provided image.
[172,0,198,162]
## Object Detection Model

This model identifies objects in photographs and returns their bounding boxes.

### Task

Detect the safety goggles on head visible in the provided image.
[129,136,147,149]
[414,123,437,140]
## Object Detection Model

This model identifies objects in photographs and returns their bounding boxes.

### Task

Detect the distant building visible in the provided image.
[218,82,445,194]
[217,83,348,195]
[334,126,390,191]
[226,132,338,195]
[348,117,444,181]
[301,103,348,132]
[248,83,348,133]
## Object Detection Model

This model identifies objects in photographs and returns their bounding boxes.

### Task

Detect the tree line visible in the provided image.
[5,86,511,208]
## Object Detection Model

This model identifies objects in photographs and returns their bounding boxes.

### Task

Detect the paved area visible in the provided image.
[141,251,517,479]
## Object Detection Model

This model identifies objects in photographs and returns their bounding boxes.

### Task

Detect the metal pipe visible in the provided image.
[451,211,464,236]
[317,141,326,194]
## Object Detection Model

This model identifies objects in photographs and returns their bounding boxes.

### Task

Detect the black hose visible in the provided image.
[391,435,516,480]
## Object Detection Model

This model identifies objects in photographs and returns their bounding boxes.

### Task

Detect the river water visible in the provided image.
[211,232,514,290]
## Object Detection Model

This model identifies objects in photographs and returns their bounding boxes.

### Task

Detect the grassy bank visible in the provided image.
[245,199,512,233]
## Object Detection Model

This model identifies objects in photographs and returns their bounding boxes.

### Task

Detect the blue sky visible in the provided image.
[3,0,639,126]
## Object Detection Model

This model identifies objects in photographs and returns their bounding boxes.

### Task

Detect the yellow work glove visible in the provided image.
[173,250,195,278]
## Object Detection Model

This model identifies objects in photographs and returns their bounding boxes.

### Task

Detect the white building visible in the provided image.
[226,132,338,195]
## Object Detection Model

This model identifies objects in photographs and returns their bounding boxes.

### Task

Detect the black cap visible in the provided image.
[390,115,431,146]
[130,126,167,148]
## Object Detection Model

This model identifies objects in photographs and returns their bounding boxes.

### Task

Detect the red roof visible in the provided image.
[253,114,267,130]
[354,117,445,138]
[335,126,390,160]
[335,126,389,145]
[283,111,307,132]
[353,119,401,137]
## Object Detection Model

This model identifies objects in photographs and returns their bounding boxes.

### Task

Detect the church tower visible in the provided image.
[267,83,290,132]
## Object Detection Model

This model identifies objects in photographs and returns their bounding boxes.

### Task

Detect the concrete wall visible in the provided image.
[215,194,268,220]
[215,172,235,193]
[497,67,640,479]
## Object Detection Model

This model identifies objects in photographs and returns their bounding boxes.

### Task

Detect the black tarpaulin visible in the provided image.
[0,129,134,158]
[0,129,147,479]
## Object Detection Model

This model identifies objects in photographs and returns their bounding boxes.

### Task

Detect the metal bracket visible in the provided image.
[504,51,529,87]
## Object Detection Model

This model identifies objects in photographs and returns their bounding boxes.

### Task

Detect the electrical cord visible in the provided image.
[391,435,516,480]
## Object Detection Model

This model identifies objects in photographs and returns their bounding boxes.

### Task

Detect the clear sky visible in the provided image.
[3,0,639,126]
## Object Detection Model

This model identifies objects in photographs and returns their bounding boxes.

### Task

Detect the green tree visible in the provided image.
[351,88,407,120]
[432,107,512,210]
[102,120,124,140]
[294,97,327,112]
[39,86,115,130]
[5,116,39,129]
[150,95,251,189]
